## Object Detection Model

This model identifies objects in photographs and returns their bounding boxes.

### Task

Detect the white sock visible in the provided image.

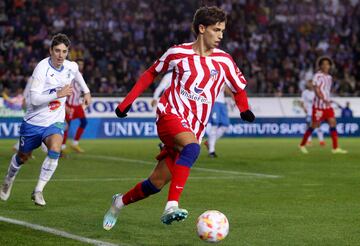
[165,201,178,211]
[316,129,324,142]
[308,135,312,142]
[114,196,124,209]
[216,126,227,140]
[6,154,22,180]
[35,157,58,192]
[73,140,79,146]
[208,126,217,153]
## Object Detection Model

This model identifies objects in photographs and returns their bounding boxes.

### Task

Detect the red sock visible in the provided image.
[62,130,69,144]
[168,164,190,202]
[330,128,338,149]
[300,128,314,146]
[74,127,85,141]
[122,182,145,205]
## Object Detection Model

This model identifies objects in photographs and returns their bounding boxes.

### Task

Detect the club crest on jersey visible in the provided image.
[48,100,61,111]
[210,69,219,81]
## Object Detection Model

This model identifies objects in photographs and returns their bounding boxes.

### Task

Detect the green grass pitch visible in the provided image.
[0,138,359,245]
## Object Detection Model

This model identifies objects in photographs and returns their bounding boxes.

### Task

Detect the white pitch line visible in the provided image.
[0,216,122,246]
[15,176,250,183]
[81,154,281,179]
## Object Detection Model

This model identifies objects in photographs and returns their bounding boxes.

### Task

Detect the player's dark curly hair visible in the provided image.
[316,56,333,68]
[192,6,227,36]
[51,33,71,49]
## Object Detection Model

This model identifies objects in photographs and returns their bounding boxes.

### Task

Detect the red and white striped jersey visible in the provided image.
[312,71,332,109]
[67,79,83,106]
[154,42,247,141]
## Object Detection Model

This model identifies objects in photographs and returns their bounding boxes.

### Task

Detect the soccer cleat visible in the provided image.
[299,145,309,154]
[0,177,15,201]
[103,194,122,231]
[319,141,326,146]
[31,191,46,206]
[331,148,348,154]
[70,144,85,153]
[161,206,188,225]
[208,152,218,158]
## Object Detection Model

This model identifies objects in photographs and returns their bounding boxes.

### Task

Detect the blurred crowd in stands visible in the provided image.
[1,0,360,96]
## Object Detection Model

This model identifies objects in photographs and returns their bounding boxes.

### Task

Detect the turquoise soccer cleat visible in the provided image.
[103,194,122,231]
[161,206,188,225]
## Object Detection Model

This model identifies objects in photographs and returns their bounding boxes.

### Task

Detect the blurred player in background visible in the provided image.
[300,80,325,146]
[103,6,255,230]
[299,56,347,154]
[61,59,89,155]
[0,34,91,206]
[204,86,232,158]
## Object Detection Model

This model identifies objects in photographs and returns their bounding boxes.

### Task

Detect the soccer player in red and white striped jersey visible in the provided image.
[103,6,255,230]
[62,60,90,154]
[299,56,347,154]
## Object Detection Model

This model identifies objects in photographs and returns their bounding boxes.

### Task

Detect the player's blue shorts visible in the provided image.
[18,121,65,153]
[209,102,230,127]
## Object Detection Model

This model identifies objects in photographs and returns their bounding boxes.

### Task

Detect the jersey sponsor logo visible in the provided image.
[48,100,61,111]
[180,87,210,104]
[49,88,57,94]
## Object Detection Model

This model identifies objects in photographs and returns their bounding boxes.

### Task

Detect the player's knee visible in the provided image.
[47,150,60,160]
[80,118,87,128]
[142,178,161,195]
[176,143,200,168]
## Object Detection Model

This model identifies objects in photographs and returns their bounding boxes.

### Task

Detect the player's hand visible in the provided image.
[115,104,132,118]
[240,110,255,122]
[151,99,157,108]
[57,84,73,98]
[82,93,92,109]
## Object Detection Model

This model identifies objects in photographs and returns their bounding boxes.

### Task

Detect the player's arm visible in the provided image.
[74,66,92,107]
[116,48,175,117]
[223,57,255,122]
[30,66,72,106]
[300,93,307,114]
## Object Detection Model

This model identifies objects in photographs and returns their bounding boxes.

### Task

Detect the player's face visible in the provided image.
[49,43,68,68]
[202,22,225,49]
[320,60,331,74]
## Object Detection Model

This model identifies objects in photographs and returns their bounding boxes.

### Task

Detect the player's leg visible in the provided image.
[0,149,33,201]
[32,123,64,206]
[300,121,319,154]
[328,117,347,154]
[161,131,200,224]
[71,106,87,153]
[207,125,218,157]
[1,127,40,201]
[315,127,325,146]
[305,116,312,145]
[103,157,171,230]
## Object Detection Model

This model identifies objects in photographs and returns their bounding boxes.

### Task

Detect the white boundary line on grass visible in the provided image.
[82,154,282,179]
[0,216,122,246]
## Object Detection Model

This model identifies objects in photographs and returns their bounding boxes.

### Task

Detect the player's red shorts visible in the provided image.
[155,113,192,174]
[65,104,86,121]
[312,106,335,123]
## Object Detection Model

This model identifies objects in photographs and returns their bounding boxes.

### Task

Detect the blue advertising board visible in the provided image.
[1,117,359,139]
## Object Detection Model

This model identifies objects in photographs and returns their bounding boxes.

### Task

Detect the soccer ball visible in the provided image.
[196,210,229,243]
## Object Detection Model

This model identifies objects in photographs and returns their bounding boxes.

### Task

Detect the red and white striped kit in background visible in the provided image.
[312,71,332,109]
[67,80,83,106]
[153,42,247,142]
